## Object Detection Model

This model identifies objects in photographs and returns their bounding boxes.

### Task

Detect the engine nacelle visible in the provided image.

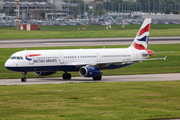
[34,71,56,76]
[79,66,102,77]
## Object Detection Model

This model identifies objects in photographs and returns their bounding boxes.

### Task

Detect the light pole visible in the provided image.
[122,3,123,13]
[15,0,19,30]
[119,2,120,13]
[164,2,166,13]
[84,0,85,17]
[148,2,150,13]
[114,2,116,13]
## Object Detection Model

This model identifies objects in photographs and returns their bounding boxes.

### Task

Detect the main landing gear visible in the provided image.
[21,72,27,82]
[93,75,102,81]
[62,72,102,81]
[62,73,71,80]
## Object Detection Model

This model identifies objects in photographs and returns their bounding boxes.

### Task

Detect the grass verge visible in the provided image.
[0,24,180,39]
[0,82,180,120]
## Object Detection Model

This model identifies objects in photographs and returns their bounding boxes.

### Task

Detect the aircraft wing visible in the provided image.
[72,56,167,69]
[68,62,89,68]
[93,56,167,68]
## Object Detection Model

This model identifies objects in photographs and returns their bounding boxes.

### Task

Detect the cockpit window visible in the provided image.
[9,56,23,60]
[11,56,16,59]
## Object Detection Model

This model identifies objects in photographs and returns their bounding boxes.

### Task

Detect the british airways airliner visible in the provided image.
[5,18,170,82]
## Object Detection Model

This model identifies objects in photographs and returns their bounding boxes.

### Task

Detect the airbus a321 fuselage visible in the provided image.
[5,18,170,82]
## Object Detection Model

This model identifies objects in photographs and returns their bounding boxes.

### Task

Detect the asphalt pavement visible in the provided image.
[1,73,180,85]
[1,36,180,48]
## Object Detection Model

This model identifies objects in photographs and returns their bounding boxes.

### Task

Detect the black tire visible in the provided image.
[62,73,71,80]
[21,78,27,82]
[62,73,66,80]
[66,73,71,80]
[93,77,96,80]
[93,75,102,81]
[97,75,102,80]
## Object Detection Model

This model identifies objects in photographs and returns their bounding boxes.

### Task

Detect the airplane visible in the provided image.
[5,18,172,82]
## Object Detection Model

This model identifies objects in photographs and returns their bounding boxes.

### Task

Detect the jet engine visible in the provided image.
[34,71,56,76]
[79,66,102,77]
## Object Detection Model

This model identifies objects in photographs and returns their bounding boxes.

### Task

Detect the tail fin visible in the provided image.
[130,18,151,50]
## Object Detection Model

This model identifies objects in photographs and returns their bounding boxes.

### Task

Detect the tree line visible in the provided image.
[67,0,180,16]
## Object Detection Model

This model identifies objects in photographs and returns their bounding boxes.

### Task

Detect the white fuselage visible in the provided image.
[5,47,148,72]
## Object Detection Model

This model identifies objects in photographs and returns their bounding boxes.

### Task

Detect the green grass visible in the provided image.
[0,82,180,119]
[0,24,180,39]
[0,44,180,79]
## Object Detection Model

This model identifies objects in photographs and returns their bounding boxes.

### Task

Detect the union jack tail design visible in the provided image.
[130,18,151,50]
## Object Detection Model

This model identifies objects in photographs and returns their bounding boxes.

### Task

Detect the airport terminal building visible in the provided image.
[0,0,77,19]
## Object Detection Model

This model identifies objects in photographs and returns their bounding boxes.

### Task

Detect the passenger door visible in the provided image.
[96,52,101,62]
[58,52,64,64]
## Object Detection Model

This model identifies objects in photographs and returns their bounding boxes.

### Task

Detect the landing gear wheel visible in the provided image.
[62,73,71,80]
[21,78,27,82]
[21,72,27,82]
[93,75,102,81]
[66,73,71,80]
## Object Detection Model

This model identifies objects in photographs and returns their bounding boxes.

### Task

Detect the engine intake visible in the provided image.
[79,66,102,77]
[34,71,56,76]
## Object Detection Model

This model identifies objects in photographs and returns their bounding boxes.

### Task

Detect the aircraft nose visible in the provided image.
[5,60,10,68]
[4,60,14,71]
[5,60,22,72]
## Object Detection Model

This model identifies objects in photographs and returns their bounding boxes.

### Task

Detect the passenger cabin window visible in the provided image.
[9,56,23,60]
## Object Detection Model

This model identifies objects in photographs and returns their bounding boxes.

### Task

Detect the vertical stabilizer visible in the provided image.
[130,18,151,50]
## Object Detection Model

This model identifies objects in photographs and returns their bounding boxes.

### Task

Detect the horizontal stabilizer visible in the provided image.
[142,51,174,56]
[141,56,167,61]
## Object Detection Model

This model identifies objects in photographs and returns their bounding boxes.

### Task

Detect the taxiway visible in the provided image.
[1,36,180,48]
[1,73,180,85]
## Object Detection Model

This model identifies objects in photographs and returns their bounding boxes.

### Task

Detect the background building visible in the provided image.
[48,0,62,11]
[123,0,136,3]
[0,0,78,19]
[0,0,3,9]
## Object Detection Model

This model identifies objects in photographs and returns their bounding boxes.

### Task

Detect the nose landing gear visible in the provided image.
[21,72,27,82]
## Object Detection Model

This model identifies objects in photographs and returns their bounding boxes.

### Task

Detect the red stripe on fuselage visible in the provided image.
[25,54,41,58]
[138,24,150,37]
